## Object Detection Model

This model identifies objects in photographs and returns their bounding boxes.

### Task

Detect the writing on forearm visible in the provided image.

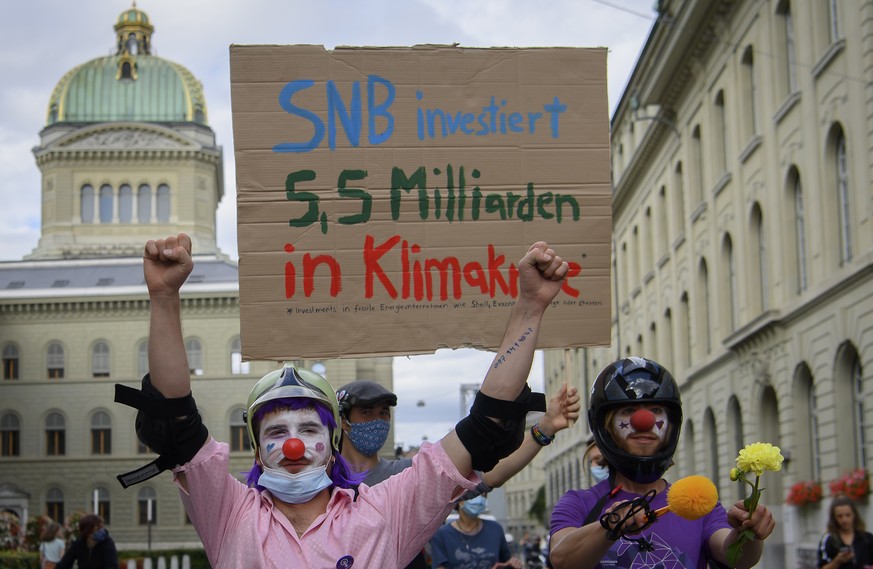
[493,328,534,368]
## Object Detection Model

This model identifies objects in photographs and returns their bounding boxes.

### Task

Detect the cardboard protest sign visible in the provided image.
[230,45,611,360]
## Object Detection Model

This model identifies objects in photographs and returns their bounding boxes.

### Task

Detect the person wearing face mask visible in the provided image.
[337,380,580,569]
[549,357,777,569]
[430,495,523,569]
[583,436,609,486]
[119,234,570,569]
[55,514,118,569]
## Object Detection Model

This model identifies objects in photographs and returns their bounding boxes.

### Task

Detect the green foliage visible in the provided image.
[0,547,211,569]
[0,550,38,568]
[528,484,546,525]
[119,548,211,569]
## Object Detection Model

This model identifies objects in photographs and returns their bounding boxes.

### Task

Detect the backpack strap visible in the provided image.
[583,476,618,526]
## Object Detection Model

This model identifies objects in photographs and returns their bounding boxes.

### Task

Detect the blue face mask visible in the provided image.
[91,528,108,543]
[591,465,609,483]
[460,496,487,518]
[258,464,333,504]
[346,419,390,457]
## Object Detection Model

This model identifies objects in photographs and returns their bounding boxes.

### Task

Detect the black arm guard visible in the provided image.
[114,374,209,488]
[455,384,546,472]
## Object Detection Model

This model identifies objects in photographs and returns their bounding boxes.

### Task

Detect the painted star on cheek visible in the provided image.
[619,421,630,430]
[266,443,275,453]
[656,420,665,431]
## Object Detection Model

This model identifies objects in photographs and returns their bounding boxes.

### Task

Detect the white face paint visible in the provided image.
[612,404,670,446]
[258,407,332,473]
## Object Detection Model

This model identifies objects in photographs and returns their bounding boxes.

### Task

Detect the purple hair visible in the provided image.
[245,397,364,490]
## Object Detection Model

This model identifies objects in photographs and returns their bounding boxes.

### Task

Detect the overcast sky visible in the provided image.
[0,0,654,447]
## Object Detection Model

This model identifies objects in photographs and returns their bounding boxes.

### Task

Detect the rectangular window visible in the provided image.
[92,429,111,455]
[3,359,18,380]
[230,426,248,452]
[46,431,65,456]
[47,502,64,524]
[138,500,157,525]
[1,431,19,456]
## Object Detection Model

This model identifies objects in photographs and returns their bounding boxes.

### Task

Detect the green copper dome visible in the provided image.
[45,5,208,126]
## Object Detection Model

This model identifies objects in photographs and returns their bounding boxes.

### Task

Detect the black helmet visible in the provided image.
[588,357,682,483]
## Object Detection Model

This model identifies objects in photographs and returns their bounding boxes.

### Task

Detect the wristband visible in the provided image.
[530,423,555,446]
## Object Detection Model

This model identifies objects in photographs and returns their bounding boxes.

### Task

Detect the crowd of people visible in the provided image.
[30,233,867,569]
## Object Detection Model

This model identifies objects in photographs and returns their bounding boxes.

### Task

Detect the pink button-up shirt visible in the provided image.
[173,438,478,568]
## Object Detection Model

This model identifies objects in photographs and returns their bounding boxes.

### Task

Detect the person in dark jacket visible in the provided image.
[56,514,119,569]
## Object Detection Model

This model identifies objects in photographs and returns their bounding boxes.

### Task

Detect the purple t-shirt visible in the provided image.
[550,480,730,569]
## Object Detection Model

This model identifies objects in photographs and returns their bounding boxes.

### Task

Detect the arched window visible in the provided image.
[1,413,20,456]
[691,125,704,204]
[185,339,203,376]
[93,487,111,524]
[673,162,685,231]
[836,133,852,263]
[121,61,133,79]
[697,258,711,355]
[713,90,728,173]
[790,169,808,293]
[723,234,738,331]
[632,225,640,285]
[779,1,797,93]
[138,184,152,223]
[759,387,783,497]
[47,342,64,379]
[835,344,867,468]
[230,407,248,452]
[118,184,133,223]
[45,412,65,455]
[156,184,170,222]
[81,184,95,223]
[680,292,691,368]
[230,337,249,375]
[137,340,149,378]
[704,408,719,484]
[683,420,696,480]
[741,47,757,139]
[91,411,112,455]
[2,344,19,380]
[658,186,669,254]
[46,488,64,523]
[648,322,658,361]
[663,308,673,371]
[92,342,110,377]
[751,204,768,311]
[793,363,820,481]
[829,0,841,42]
[138,486,157,525]
[726,396,743,500]
[99,184,113,224]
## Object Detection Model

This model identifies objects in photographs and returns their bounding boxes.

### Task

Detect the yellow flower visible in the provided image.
[736,442,784,476]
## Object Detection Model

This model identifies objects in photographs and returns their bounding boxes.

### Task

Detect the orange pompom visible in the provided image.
[666,475,719,520]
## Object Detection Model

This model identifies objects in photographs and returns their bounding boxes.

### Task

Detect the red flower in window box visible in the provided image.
[785,479,823,507]
[829,468,870,502]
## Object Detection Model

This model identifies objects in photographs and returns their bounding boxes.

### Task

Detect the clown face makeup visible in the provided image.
[258,407,332,473]
[612,404,670,456]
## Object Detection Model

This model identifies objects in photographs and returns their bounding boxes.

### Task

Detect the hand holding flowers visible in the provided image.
[726,442,783,567]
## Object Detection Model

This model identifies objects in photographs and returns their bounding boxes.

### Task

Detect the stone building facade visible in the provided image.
[539,1,873,567]
[0,6,392,550]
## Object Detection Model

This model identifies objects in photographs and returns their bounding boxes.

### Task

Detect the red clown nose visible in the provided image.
[630,408,656,432]
[282,438,306,460]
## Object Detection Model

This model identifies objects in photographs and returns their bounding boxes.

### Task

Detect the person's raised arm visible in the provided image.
[709,501,775,569]
[144,233,194,398]
[482,383,580,489]
[442,242,569,476]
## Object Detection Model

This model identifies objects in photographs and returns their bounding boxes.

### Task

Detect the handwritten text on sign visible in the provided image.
[230,46,611,359]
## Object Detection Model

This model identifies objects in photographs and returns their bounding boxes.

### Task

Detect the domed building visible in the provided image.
[31,5,220,260]
[0,5,393,552]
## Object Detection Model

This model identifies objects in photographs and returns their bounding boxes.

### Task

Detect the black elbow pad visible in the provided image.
[114,374,208,488]
[455,384,546,471]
